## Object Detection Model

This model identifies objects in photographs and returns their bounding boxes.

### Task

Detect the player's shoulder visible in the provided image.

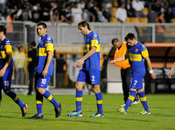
[44,34,53,43]
[137,42,147,50]
[4,38,12,45]
[90,31,99,39]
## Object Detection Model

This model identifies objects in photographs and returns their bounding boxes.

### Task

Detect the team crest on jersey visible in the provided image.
[1,45,3,49]
[87,38,89,42]
[135,49,138,53]
[40,42,43,45]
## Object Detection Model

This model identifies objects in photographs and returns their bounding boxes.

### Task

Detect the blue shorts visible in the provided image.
[0,69,12,91]
[35,74,51,89]
[130,75,143,89]
[77,69,100,85]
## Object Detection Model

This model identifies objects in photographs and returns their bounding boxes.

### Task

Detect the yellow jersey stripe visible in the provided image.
[5,45,13,53]
[0,51,6,59]
[91,39,98,47]
[83,44,100,52]
[140,97,147,101]
[45,43,53,52]
[141,49,149,58]
[36,100,43,104]
[129,53,142,61]
[13,96,18,101]
[47,95,53,101]
[97,100,103,104]
[37,48,47,56]
[128,95,135,101]
[76,97,83,101]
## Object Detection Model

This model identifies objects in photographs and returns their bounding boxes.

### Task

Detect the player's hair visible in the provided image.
[124,32,135,41]
[0,24,6,35]
[37,22,47,28]
[78,20,91,30]
[111,38,119,45]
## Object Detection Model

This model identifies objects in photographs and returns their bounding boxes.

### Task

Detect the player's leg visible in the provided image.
[89,70,103,117]
[138,88,150,114]
[67,69,85,117]
[121,68,130,106]
[37,74,61,118]
[29,77,44,119]
[2,70,27,117]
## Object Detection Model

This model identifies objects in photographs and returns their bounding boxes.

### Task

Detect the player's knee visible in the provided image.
[75,83,83,90]
[92,85,101,93]
[4,90,10,94]
[137,89,143,93]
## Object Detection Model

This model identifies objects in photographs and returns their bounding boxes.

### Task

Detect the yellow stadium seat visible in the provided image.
[140,17,148,23]
[112,7,117,17]
[142,8,149,15]
[110,17,118,23]
[126,17,131,23]
[130,17,140,23]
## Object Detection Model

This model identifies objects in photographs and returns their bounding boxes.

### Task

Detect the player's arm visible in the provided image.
[110,55,125,65]
[76,46,96,68]
[141,48,156,79]
[42,43,53,78]
[168,62,175,79]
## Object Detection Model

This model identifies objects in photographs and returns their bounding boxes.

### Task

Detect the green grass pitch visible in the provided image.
[0,93,175,130]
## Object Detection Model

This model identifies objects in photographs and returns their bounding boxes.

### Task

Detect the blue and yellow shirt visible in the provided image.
[36,34,54,76]
[127,42,148,77]
[82,31,100,71]
[0,38,13,70]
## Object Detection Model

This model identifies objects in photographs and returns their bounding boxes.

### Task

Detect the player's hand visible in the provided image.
[0,68,5,77]
[151,73,156,79]
[76,59,84,68]
[110,60,115,65]
[168,71,173,79]
[42,69,48,78]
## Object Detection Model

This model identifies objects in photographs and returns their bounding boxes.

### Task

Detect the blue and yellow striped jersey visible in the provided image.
[127,42,149,77]
[82,31,100,71]
[0,38,13,70]
[36,34,54,76]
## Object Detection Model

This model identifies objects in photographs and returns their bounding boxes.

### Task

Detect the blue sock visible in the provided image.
[43,90,59,108]
[36,100,43,115]
[124,90,136,111]
[76,90,83,112]
[138,91,149,111]
[6,91,24,108]
[95,92,103,114]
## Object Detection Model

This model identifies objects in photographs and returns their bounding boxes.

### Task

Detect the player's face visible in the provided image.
[113,42,120,48]
[127,39,135,46]
[37,25,47,37]
[78,25,87,36]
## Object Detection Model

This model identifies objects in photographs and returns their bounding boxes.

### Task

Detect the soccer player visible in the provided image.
[67,20,103,117]
[29,22,61,119]
[0,24,27,117]
[110,32,156,114]
[111,38,140,107]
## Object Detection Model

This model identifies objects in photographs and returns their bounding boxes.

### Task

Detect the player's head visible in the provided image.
[111,38,122,48]
[0,24,6,35]
[37,22,47,37]
[124,32,137,46]
[78,20,91,36]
